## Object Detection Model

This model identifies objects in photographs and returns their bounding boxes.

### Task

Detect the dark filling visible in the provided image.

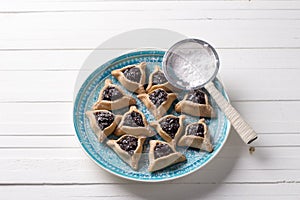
[149,89,168,107]
[102,86,123,101]
[123,111,144,127]
[93,111,114,130]
[159,117,180,139]
[186,89,206,104]
[187,124,205,137]
[152,71,167,85]
[154,143,174,159]
[123,67,142,83]
[117,136,138,156]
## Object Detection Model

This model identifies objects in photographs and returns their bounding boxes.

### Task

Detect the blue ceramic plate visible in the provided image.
[73,50,230,182]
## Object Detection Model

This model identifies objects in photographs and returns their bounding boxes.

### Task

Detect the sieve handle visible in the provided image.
[204,81,258,144]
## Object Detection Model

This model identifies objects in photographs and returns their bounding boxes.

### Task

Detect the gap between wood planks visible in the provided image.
[1,1,300,12]
[2,8,300,14]
[0,181,299,186]
[2,11,300,21]
[1,47,300,51]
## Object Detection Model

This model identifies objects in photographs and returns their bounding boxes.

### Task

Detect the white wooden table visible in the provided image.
[1,1,300,199]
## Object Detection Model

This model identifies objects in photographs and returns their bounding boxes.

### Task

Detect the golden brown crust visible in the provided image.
[178,119,213,152]
[85,110,122,143]
[92,79,136,110]
[148,140,186,172]
[150,115,185,145]
[114,106,155,137]
[146,66,179,93]
[111,62,146,94]
[137,89,177,119]
[107,135,146,170]
[175,91,215,117]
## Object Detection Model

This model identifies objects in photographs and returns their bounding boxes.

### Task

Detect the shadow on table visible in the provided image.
[121,130,244,200]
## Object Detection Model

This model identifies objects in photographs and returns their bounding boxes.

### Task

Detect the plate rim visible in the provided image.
[73,50,231,182]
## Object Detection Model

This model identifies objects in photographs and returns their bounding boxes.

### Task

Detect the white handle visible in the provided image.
[205,82,258,144]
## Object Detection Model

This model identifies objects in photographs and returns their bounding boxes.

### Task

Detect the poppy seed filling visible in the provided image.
[149,89,168,107]
[123,111,144,127]
[186,89,206,104]
[93,111,114,130]
[159,117,180,139]
[187,123,205,137]
[154,143,174,159]
[123,67,142,83]
[102,86,123,101]
[152,71,167,85]
[117,136,138,156]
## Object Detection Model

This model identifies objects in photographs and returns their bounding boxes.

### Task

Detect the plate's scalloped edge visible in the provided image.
[73,50,231,182]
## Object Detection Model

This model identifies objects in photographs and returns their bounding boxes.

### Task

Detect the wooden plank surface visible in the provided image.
[3,1,300,11]
[0,2,300,49]
[1,49,300,70]
[1,19,299,49]
[0,0,299,199]
[1,142,300,184]
[0,184,299,200]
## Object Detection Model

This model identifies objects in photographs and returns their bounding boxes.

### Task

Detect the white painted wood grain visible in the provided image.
[1,8,300,20]
[0,184,299,200]
[6,160,298,184]
[0,71,77,102]
[1,18,299,49]
[0,49,299,70]
[1,137,300,184]
[221,69,300,101]
[2,1,300,12]
[1,2,300,49]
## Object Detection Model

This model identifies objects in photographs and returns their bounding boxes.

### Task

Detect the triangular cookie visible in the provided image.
[146,65,178,93]
[148,140,186,172]
[175,89,215,117]
[178,118,213,152]
[107,135,146,170]
[150,115,185,145]
[138,88,177,119]
[86,110,121,142]
[114,106,155,137]
[93,79,136,110]
[111,62,146,94]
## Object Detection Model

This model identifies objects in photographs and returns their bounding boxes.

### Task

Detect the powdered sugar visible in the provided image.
[166,41,218,89]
